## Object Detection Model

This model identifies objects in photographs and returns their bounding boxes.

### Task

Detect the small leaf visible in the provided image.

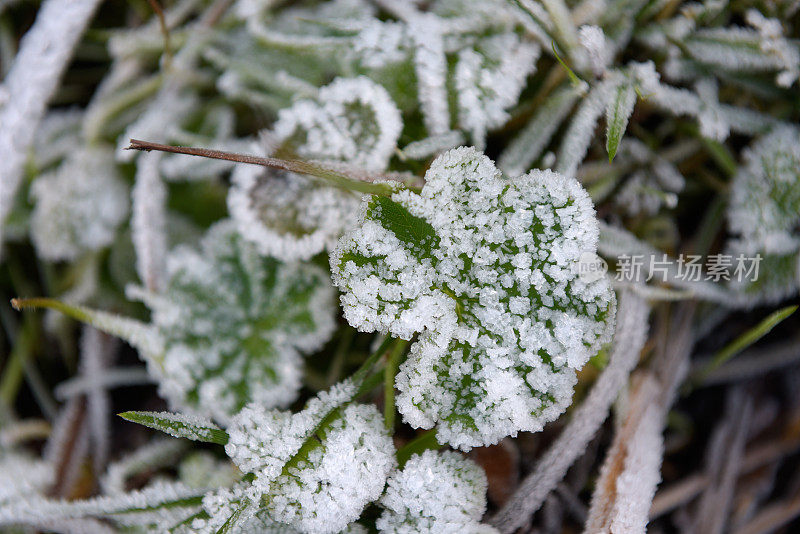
[377,450,491,532]
[224,399,395,533]
[119,411,229,445]
[332,147,616,450]
[605,81,636,162]
[498,84,581,176]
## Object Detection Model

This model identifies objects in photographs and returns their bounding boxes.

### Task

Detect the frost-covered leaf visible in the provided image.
[134,220,338,422]
[556,80,611,178]
[377,450,498,533]
[229,77,402,262]
[578,25,610,77]
[274,76,402,172]
[727,126,800,302]
[331,147,616,450]
[682,14,800,87]
[605,80,636,162]
[119,411,229,445]
[0,480,205,529]
[29,147,129,261]
[454,33,539,149]
[228,163,364,262]
[223,391,396,534]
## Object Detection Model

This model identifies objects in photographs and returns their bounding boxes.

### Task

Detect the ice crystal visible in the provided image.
[134,221,337,422]
[29,147,129,261]
[229,77,402,261]
[727,126,800,302]
[377,450,497,533]
[224,396,395,534]
[331,147,616,449]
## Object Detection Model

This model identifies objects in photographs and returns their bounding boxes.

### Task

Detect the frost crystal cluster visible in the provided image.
[377,450,497,533]
[224,387,395,534]
[137,221,337,421]
[332,147,616,449]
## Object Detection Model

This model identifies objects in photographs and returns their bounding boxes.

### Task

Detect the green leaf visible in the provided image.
[605,81,636,162]
[119,411,230,445]
[695,305,798,383]
[367,196,439,255]
[332,147,616,450]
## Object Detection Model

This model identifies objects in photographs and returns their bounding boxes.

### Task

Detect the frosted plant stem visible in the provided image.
[0,0,102,249]
[132,152,168,293]
[583,303,695,534]
[490,290,649,533]
[80,326,118,476]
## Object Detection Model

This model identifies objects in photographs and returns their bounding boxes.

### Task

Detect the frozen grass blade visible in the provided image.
[605,81,636,162]
[119,411,229,445]
[11,298,163,358]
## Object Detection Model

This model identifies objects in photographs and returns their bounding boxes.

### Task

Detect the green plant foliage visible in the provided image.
[331,147,616,449]
[134,220,338,422]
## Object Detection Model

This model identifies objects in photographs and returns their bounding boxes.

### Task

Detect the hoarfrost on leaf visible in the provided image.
[273,76,402,172]
[727,126,800,303]
[331,147,616,450]
[29,147,129,261]
[377,449,498,533]
[229,77,402,261]
[134,220,337,422]
[224,398,395,534]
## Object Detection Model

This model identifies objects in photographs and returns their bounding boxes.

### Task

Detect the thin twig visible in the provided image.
[126,139,396,196]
